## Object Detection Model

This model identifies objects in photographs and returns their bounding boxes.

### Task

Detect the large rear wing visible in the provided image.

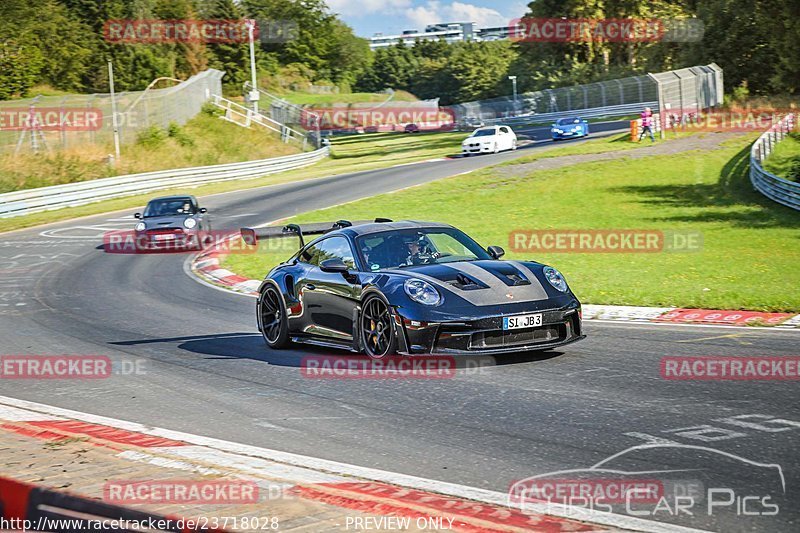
[241,218,392,247]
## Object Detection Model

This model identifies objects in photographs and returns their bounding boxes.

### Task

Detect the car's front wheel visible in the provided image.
[259,285,290,349]
[360,294,397,359]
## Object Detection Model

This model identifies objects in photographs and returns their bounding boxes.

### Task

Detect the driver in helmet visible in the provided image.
[402,234,439,266]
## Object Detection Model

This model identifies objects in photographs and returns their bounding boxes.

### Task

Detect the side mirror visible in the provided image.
[134,213,142,219]
[320,258,349,273]
[487,245,505,259]
[240,228,257,246]
[199,207,207,214]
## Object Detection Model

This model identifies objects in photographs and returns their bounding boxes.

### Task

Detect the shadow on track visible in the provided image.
[111,332,565,369]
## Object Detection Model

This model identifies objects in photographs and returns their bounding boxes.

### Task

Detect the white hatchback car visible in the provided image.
[461,125,517,156]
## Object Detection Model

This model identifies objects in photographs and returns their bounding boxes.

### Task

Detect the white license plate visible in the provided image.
[153,234,175,241]
[503,313,542,330]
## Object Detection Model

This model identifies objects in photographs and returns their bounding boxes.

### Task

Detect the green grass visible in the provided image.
[496,131,696,167]
[0,130,466,234]
[0,107,300,194]
[222,133,800,312]
[761,132,800,182]
[279,90,418,106]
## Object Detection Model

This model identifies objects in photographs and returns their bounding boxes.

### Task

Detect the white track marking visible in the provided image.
[0,404,61,421]
[0,395,709,533]
[590,320,800,333]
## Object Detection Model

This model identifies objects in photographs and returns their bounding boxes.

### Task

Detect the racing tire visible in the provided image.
[360,294,397,359]
[259,285,291,349]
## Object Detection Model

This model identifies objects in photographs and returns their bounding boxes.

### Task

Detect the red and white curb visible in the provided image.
[0,395,710,533]
[189,248,800,330]
[583,305,800,329]
[192,250,261,295]
[189,234,262,295]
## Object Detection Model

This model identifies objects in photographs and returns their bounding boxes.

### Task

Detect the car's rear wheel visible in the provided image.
[259,285,290,348]
[360,294,397,359]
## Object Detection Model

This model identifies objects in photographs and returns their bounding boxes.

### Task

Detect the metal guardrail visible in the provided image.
[750,113,799,211]
[0,147,329,218]
[484,102,656,127]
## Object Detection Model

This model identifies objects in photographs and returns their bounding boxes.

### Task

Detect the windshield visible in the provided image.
[356,228,491,271]
[472,128,497,137]
[143,199,195,218]
[556,118,580,125]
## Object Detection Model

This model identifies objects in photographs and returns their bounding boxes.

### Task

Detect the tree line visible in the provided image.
[0,0,369,98]
[0,0,796,103]
[356,0,799,104]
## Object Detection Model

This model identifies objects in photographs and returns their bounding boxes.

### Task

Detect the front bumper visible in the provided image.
[136,229,201,250]
[552,129,584,139]
[394,305,584,355]
[462,143,495,154]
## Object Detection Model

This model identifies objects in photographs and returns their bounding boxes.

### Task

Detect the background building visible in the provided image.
[369,22,491,49]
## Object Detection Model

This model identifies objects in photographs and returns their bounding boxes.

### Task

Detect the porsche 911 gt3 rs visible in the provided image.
[246,220,584,359]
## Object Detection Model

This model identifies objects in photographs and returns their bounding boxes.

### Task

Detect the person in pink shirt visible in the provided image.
[638,107,655,142]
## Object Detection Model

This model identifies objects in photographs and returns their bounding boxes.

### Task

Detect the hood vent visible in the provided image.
[503,272,530,286]
[450,272,486,291]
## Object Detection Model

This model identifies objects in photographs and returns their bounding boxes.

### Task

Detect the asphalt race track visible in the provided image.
[1,129,798,532]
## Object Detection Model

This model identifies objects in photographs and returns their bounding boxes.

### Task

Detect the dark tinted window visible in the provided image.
[300,236,355,269]
[356,228,491,271]
[143,198,195,217]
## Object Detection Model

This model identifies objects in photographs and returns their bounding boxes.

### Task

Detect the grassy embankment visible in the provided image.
[222,133,800,312]
[761,132,800,182]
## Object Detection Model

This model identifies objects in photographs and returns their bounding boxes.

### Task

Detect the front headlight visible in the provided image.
[404,279,441,306]
[554,129,563,133]
[543,266,568,292]
[183,218,197,229]
[135,222,145,232]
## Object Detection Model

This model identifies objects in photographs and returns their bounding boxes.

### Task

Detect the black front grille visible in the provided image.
[471,324,564,349]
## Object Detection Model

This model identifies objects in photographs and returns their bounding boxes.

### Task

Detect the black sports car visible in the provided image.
[246,220,584,359]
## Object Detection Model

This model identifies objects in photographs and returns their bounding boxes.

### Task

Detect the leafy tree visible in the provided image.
[0,0,94,94]
[205,0,251,91]
[242,0,370,86]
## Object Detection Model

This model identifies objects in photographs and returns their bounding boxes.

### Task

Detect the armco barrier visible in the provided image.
[0,147,329,218]
[750,113,799,211]
[0,475,228,532]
